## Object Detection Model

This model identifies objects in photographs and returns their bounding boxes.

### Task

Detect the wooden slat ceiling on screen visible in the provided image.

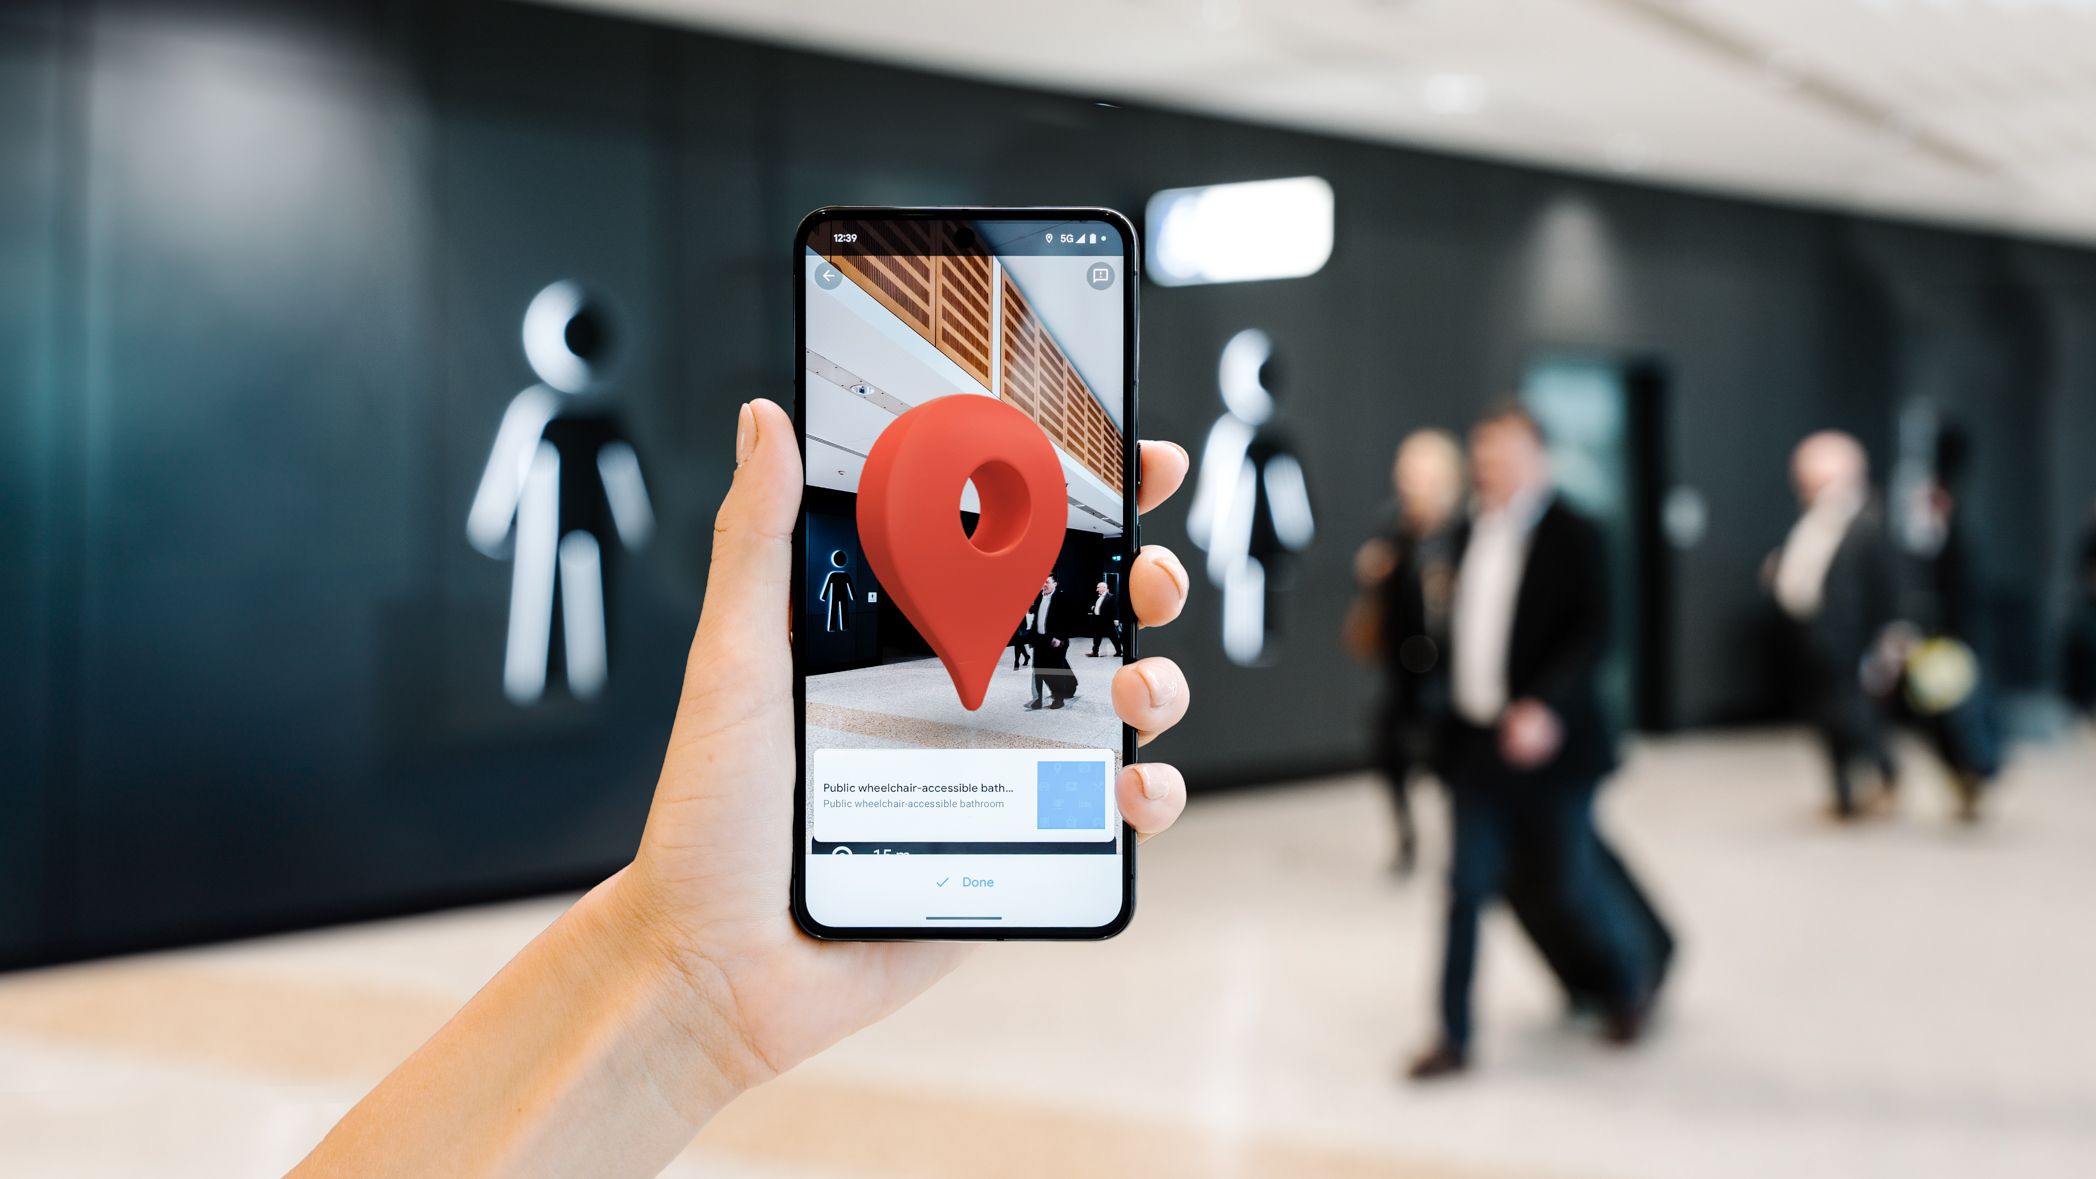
[822,226,1121,497]
[998,270,1122,496]
[825,224,993,388]
[934,249,993,386]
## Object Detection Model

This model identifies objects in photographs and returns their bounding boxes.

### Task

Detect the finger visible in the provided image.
[1117,762,1186,844]
[1128,545,1188,629]
[685,399,800,697]
[1136,440,1189,515]
[1111,657,1188,745]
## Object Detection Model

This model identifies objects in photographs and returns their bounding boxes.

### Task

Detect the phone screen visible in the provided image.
[794,211,1136,936]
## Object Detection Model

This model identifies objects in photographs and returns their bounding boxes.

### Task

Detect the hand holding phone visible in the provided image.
[293,403,1192,1176]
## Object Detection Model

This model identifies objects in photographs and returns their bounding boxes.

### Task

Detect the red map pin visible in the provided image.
[856,395,1068,711]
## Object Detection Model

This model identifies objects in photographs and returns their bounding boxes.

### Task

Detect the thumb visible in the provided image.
[686,399,801,698]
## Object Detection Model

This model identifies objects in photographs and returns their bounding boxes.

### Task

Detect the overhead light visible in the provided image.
[1146,176,1335,286]
[1421,72,1488,116]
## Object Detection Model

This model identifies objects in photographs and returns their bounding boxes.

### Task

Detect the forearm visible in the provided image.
[292,869,750,1179]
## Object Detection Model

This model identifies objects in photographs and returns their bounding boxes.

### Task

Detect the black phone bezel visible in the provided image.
[789,205,1142,941]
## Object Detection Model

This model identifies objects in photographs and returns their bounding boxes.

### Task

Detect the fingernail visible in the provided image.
[734,402,754,466]
[1138,662,1176,708]
[1167,441,1190,465]
[1157,551,1189,597]
[1138,765,1167,801]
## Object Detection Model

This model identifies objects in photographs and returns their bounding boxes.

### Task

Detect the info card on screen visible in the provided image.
[810,748,1117,852]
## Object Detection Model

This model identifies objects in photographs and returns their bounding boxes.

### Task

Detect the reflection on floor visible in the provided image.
[809,653,1123,752]
[4,727,2095,1178]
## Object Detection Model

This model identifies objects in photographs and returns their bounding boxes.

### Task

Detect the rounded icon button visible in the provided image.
[830,845,852,855]
[1084,261,1116,291]
[814,263,844,290]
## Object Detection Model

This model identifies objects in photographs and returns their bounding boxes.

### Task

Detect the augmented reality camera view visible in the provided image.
[802,220,1128,758]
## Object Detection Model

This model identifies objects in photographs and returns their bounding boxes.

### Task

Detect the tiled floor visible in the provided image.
[809,654,1123,751]
[4,726,2094,1178]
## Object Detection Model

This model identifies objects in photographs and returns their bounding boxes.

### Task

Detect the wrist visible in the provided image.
[583,868,775,1122]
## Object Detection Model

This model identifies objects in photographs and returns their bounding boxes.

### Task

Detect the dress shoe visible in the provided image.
[1953,772,1985,824]
[1048,699,1065,709]
[1602,995,1656,1046]
[1024,701,1043,711]
[1405,1042,1468,1081]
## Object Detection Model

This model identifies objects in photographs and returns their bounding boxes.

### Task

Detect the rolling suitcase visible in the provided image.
[1505,834,1674,1013]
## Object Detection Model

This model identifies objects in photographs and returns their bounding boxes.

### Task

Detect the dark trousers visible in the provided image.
[1012,639,1030,668]
[1374,706,1426,871]
[1438,776,1644,1049]
[2067,603,2096,715]
[1088,621,1123,657]
[1381,757,1418,869]
[1806,658,1896,814]
[1030,642,1076,703]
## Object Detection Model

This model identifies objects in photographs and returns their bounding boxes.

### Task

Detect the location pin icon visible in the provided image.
[856,395,1069,711]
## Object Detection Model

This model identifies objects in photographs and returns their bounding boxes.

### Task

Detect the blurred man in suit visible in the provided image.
[1347,429,1465,876]
[1026,575,1080,709]
[1410,405,1654,1080]
[1769,431,1900,819]
[1086,580,1122,658]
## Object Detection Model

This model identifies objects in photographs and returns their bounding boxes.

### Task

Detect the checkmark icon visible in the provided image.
[935,877,950,887]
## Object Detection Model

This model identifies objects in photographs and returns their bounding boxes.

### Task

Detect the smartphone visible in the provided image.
[792,207,1140,939]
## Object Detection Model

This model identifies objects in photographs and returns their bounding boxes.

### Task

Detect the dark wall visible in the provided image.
[0,1,63,955]
[4,0,2092,965]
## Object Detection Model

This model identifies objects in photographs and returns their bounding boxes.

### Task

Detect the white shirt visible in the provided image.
[1034,591,1054,634]
[1091,593,1108,616]
[1451,488,1549,726]
[1774,489,1864,621]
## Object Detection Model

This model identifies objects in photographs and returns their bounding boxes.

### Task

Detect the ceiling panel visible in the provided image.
[543,0,2096,242]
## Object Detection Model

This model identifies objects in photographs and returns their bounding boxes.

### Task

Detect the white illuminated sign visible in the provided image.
[1145,176,1334,287]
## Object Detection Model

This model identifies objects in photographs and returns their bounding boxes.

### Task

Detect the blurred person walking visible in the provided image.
[1767,431,1901,820]
[1409,404,1659,1080]
[1346,430,1466,876]
[1902,424,2001,822]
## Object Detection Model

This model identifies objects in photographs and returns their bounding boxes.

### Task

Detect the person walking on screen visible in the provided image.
[1026,574,1080,710]
[1766,431,1901,820]
[1087,579,1123,657]
[1011,612,1033,669]
[1346,429,1465,877]
[1410,404,1656,1080]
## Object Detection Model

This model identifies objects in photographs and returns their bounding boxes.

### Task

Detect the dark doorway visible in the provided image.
[1522,354,1673,733]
